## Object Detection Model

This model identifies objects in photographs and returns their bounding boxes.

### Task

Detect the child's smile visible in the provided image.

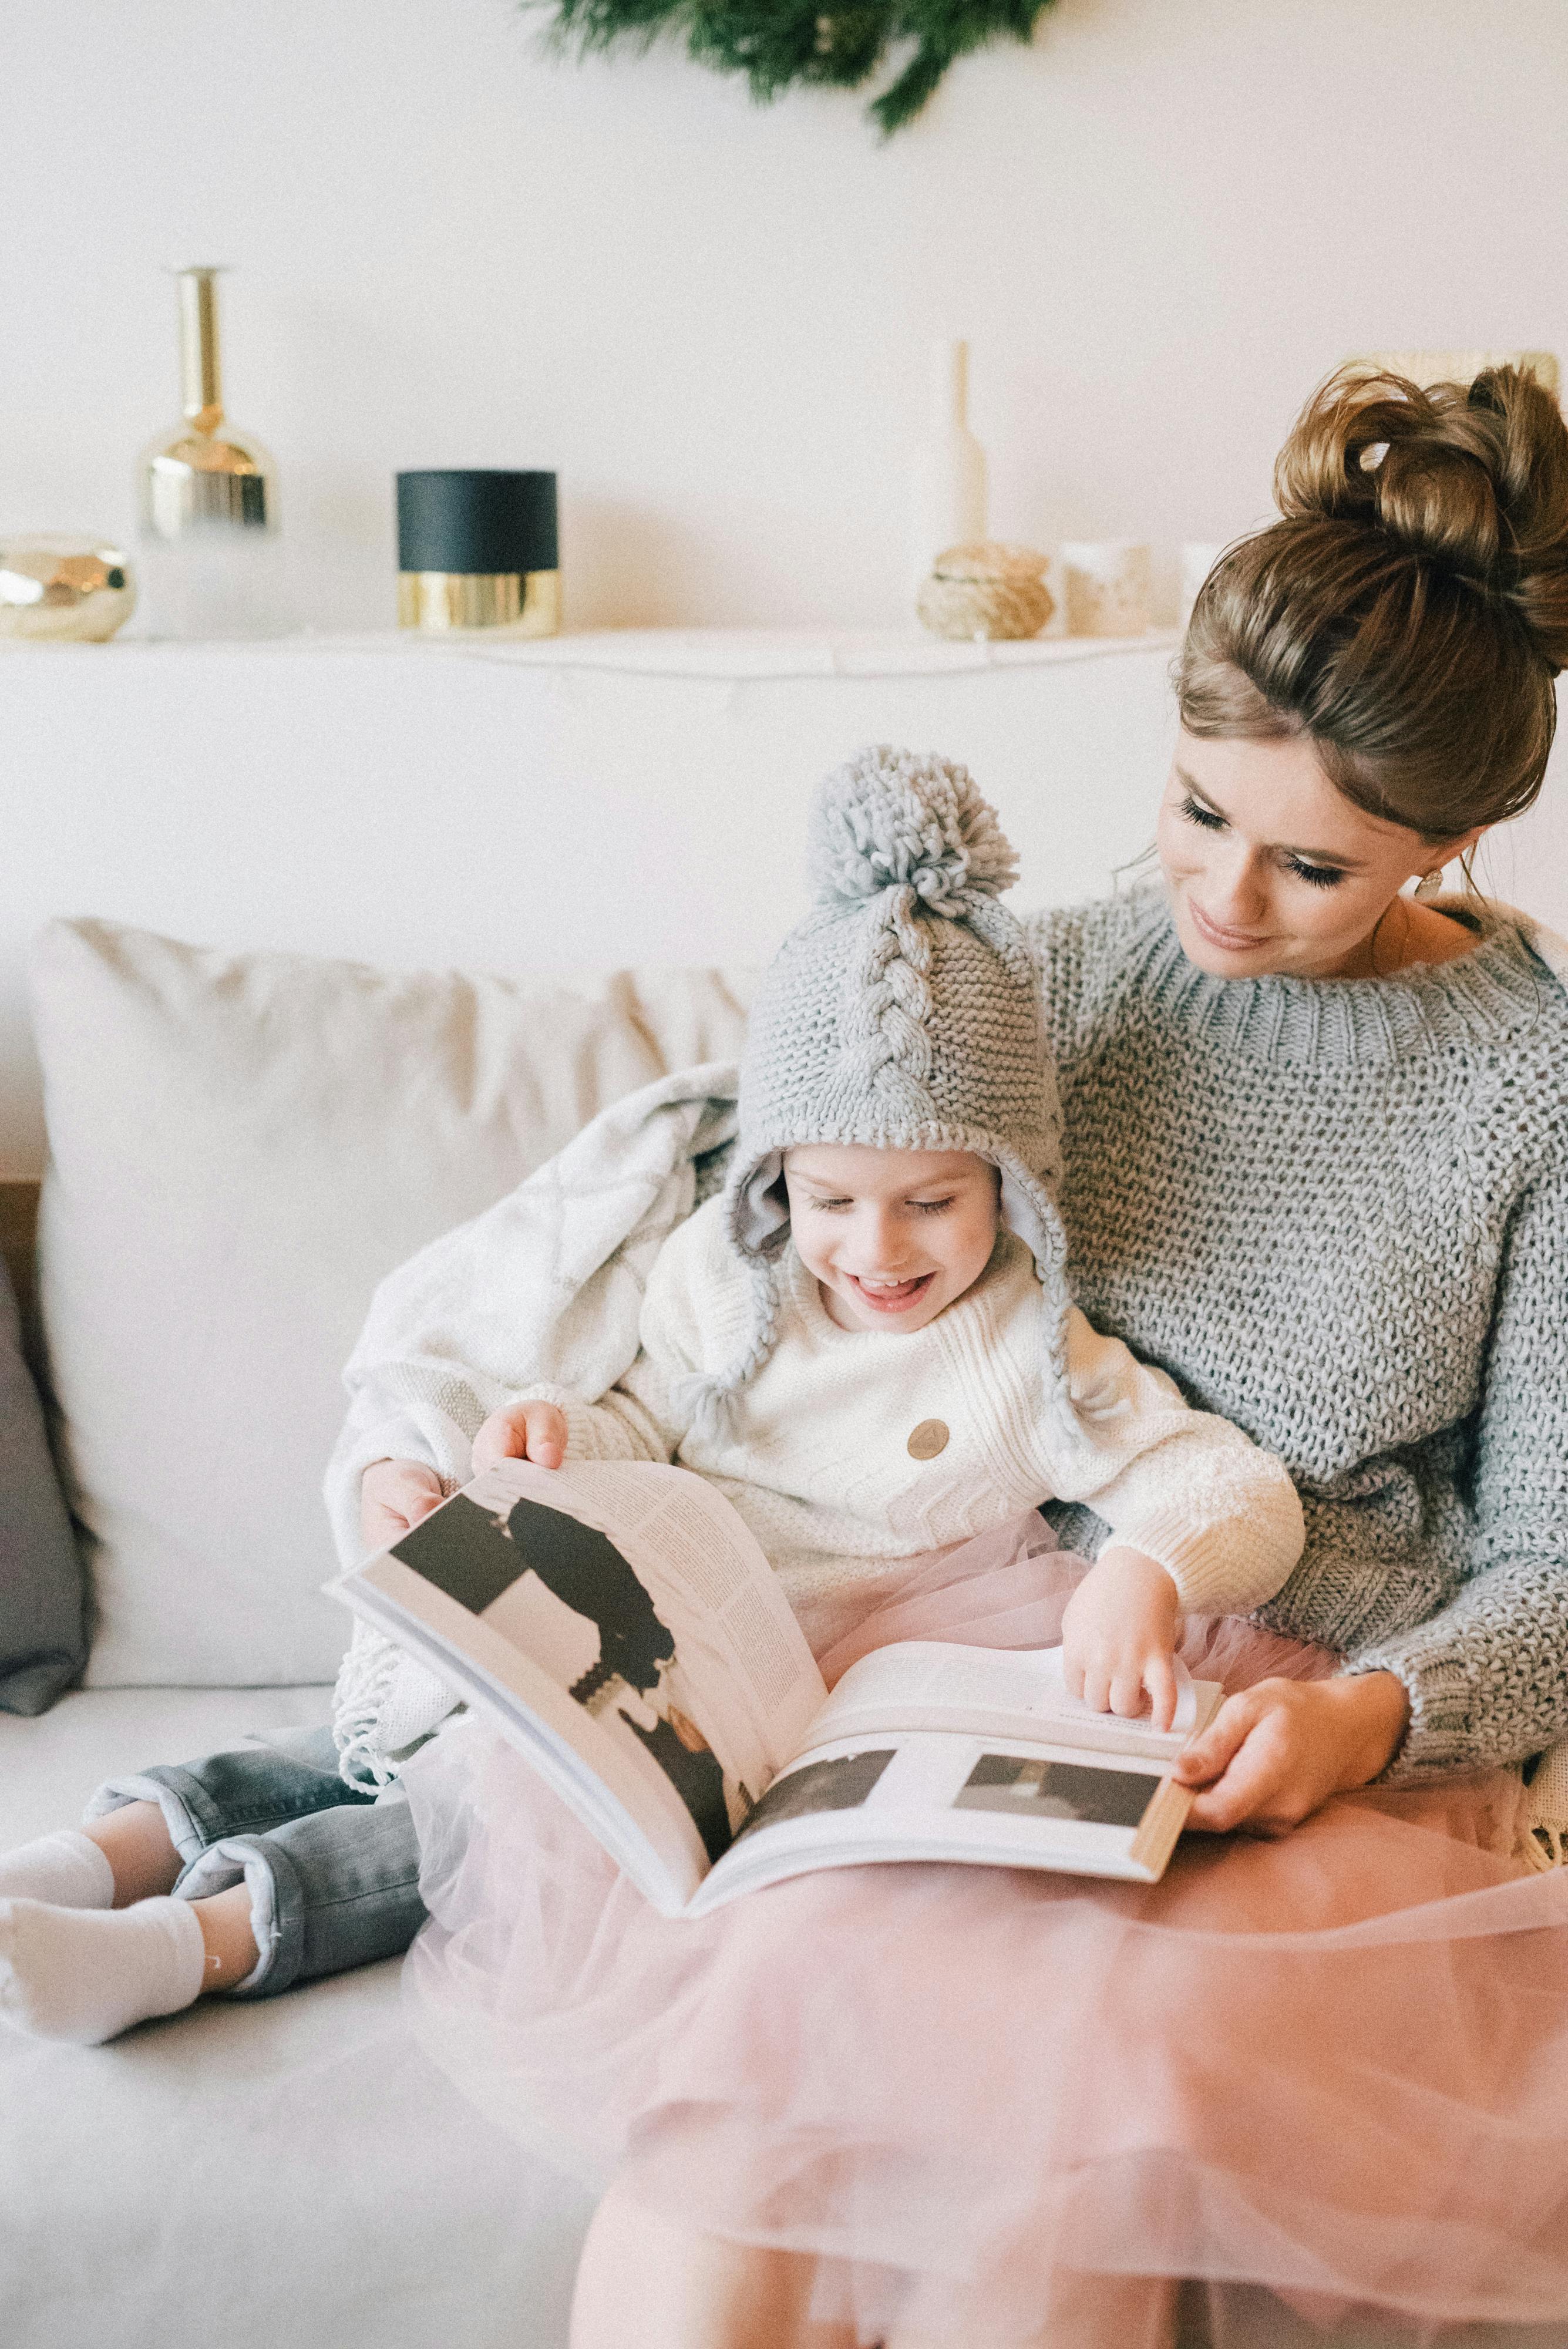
[782,1144,1002,1336]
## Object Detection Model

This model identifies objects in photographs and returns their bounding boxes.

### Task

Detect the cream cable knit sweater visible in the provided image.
[333,1199,1304,1787]
[519,1197,1303,1617]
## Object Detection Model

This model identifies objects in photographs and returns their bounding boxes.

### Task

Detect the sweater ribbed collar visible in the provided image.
[1121,889,1556,1067]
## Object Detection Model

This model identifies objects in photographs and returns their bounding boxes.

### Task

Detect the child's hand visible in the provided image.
[1059,1546,1182,1729]
[360,1459,445,1552]
[472,1399,568,1474]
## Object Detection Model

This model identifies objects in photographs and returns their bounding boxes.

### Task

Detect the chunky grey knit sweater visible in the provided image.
[1024,886,1568,1781]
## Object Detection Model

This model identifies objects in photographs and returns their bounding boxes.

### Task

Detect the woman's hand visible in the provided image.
[359,1458,445,1552]
[1174,1670,1411,1836]
[472,1399,569,1473]
[1060,1546,1182,1729]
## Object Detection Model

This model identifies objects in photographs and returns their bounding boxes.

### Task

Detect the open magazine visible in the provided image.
[329,1459,1222,1919]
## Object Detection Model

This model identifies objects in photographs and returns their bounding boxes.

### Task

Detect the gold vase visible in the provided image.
[140,268,276,543]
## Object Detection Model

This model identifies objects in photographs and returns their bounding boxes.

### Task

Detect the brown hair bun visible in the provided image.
[1178,362,1568,837]
[1277,365,1568,672]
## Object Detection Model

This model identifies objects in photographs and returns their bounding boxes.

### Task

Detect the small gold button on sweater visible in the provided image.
[907,1418,949,1461]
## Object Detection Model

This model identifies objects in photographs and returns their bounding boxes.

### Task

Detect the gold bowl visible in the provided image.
[0,537,137,642]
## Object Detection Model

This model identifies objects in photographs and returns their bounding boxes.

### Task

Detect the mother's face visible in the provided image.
[1156,729,1471,981]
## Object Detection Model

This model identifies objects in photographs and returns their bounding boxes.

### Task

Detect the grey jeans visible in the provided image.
[86,1725,425,1998]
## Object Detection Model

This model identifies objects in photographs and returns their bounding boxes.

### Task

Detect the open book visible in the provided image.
[329,1460,1222,1919]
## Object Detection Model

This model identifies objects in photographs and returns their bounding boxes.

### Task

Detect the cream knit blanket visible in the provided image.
[325,1062,739,1784]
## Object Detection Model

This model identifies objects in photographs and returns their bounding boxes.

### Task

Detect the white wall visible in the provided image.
[5,0,1568,632]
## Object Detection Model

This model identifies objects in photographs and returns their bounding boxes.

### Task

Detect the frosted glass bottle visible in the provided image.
[911,339,988,604]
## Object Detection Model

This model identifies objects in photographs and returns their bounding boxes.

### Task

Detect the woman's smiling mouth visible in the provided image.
[1188,899,1271,951]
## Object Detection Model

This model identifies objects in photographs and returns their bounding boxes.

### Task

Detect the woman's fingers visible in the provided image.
[1177,1682,1333,1835]
[1184,1729,1293,1834]
[1175,1678,1406,1840]
[1173,1688,1263,1789]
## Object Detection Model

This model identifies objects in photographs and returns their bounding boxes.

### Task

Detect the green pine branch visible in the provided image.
[537,1,1058,133]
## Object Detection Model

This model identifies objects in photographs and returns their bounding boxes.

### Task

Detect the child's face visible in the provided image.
[782,1145,1002,1336]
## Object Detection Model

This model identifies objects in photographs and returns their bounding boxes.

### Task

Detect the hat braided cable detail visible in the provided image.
[833,889,938,1104]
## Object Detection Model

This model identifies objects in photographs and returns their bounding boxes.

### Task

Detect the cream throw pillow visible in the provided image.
[30,920,753,1686]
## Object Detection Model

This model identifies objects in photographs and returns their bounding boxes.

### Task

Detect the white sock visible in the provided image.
[0,1896,207,2045]
[0,1829,116,1910]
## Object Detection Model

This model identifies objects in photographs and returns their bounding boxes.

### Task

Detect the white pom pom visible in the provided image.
[808,746,1019,915]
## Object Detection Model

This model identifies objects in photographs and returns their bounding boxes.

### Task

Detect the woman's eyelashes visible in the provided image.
[1179,793,1345,889]
[1284,857,1345,890]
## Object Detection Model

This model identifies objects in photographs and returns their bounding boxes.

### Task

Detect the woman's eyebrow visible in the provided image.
[1174,767,1366,869]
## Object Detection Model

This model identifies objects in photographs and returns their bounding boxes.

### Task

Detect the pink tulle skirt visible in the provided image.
[401,1515,1568,2348]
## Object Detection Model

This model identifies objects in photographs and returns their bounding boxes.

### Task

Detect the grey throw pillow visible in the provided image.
[0,1252,85,1712]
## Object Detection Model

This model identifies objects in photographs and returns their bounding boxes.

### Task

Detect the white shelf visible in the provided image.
[75,624,1181,683]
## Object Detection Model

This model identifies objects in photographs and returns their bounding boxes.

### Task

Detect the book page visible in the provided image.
[342,1522,712,1914]
[689,1724,1193,1915]
[489,1460,826,1773]
[334,1460,826,1911]
[803,1639,1220,1764]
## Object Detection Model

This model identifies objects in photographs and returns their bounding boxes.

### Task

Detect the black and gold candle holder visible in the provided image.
[396,470,559,635]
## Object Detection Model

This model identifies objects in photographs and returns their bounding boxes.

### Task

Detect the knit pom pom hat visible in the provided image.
[678,745,1072,1438]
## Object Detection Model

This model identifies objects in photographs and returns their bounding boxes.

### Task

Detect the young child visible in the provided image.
[457,748,1304,1709]
[0,747,1301,2048]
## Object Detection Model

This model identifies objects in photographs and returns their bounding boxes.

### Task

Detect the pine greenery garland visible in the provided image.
[540,2,1059,135]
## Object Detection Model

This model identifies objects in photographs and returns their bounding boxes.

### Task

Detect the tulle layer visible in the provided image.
[402,1515,1568,2348]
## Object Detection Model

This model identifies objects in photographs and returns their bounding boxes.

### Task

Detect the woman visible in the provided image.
[403,364,1568,2349]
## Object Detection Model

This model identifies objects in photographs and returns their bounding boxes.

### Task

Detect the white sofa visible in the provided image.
[1,923,757,2349]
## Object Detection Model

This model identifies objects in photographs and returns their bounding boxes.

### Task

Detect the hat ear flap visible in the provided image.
[996,1162,1062,1280]
[994,1155,1074,1414]
[729,1150,790,1258]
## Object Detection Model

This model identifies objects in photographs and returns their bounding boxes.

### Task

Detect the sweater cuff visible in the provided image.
[509,1381,640,1463]
[1342,1634,1478,1782]
[1105,1496,1303,1617]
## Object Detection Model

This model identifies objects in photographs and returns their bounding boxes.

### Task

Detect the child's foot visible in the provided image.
[0,1896,206,2044]
[0,1830,115,1909]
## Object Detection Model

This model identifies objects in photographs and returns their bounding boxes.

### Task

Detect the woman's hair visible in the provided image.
[1177,364,1568,840]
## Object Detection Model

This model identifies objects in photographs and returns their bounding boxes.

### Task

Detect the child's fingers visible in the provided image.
[472,1405,531,1470]
[521,1402,568,1468]
[360,1460,443,1549]
[399,1470,443,1528]
[1145,1655,1179,1734]
[1081,1663,1113,1715]
[1109,1665,1148,1719]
